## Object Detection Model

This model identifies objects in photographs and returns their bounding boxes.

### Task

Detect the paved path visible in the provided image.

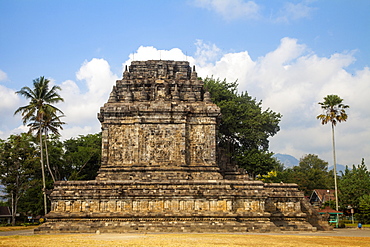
[245,228,370,237]
[0,229,35,236]
[0,228,369,237]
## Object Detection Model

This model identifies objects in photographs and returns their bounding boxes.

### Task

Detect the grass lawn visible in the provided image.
[0,233,369,247]
[0,225,38,232]
[344,223,370,228]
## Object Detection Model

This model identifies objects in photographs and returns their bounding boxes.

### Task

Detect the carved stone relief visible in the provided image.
[189,124,215,165]
[139,124,184,164]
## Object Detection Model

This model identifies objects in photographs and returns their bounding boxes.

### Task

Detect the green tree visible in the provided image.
[357,194,370,224]
[63,133,102,180]
[291,154,333,195]
[0,133,38,225]
[317,94,349,211]
[17,180,44,217]
[204,77,281,178]
[260,161,294,183]
[263,154,334,196]
[257,159,285,183]
[14,76,64,215]
[338,159,370,210]
[17,135,65,216]
[46,135,66,181]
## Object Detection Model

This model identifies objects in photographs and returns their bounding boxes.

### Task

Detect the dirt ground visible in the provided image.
[0,229,369,247]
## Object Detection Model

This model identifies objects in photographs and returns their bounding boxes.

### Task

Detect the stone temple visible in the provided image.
[36,60,329,233]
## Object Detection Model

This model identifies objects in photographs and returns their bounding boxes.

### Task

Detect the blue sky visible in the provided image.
[1,0,369,168]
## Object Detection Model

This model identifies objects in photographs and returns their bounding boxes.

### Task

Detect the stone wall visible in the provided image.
[39,180,317,233]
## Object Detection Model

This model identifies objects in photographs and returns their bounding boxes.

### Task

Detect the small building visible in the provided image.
[309,189,335,207]
[0,206,12,224]
[317,207,343,227]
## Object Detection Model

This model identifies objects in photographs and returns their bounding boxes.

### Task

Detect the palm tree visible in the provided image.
[317,95,349,215]
[14,76,64,215]
[28,112,65,182]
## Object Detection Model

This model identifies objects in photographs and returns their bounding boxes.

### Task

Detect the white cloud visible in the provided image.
[61,125,95,140]
[0,69,8,81]
[69,42,368,168]
[0,124,30,141]
[0,70,48,139]
[275,1,316,23]
[123,46,192,68]
[76,58,116,97]
[0,85,20,113]
[186,38,369,168]
[1,40,368,169]
[285,1,315,19]
[197,49,255,84]
[193,0,260,21]
[0,85,24,139]
[59,58,119,139]
[194,39,222,67]
[11,125,29,135]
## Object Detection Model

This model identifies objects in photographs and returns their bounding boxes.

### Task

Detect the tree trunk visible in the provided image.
[331,123,339,226]
[11,191,16,226]
[39,129,48,216]
[44,133,56,183]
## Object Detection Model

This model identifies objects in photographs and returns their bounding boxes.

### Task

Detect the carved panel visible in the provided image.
[108,201,116,212]
[90,200,99,212]
[133,201,139,211]
[108,125,137,165]
[276,201,300,213]
[189,124,215,165]
[139,124,184,164]
[65,201,71,212]
[100,201,107,212]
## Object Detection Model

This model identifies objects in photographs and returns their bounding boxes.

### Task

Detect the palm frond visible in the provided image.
[317,94,349,126]
[14,76,65,133]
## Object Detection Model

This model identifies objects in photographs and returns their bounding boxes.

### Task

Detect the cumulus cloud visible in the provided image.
[192,0,260,21]
[0,85,20,113]
[123,46,193,68]
[0,85,24,139]
[194,40,222,67]
[59,58,119,139]
[0,69,47,139]
[1,39,368,168]
[60,41,369,167]
[186,38,369,168]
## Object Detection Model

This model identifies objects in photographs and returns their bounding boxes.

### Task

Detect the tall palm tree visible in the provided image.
[28,112,65,182]
[317,95,349,215]
[14,76,64,215]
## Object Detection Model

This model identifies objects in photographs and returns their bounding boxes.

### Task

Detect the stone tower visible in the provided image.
[36,60,329,233]
[97,60,222,181]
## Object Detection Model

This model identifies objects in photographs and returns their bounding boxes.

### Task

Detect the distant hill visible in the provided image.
[273,153,299,168]
[273,153,347,174]
[329,164,347,174]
